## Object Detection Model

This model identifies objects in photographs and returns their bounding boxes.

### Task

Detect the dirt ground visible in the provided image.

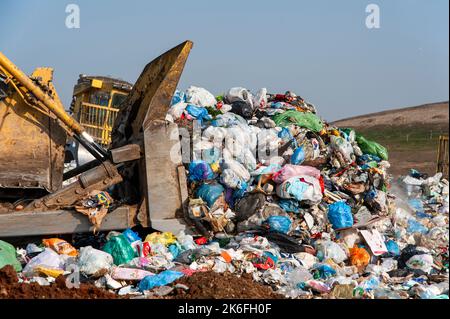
[0,265,282,299]
[388,149,438,178]
[170,271,283,299]
[0,265,118,299]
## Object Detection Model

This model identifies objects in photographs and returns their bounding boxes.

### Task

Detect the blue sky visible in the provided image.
[0,0,448,121]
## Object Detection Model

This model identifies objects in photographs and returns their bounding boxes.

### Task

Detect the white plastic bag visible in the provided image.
[316,240,348,264]
[330,135,354,162]
[406,254,434,273]
[77,246,114,276]
[224,87,253,108]
[166,102,187,121]
[253,88,268,108]
[23,248,65,276]
[185,86,216,107]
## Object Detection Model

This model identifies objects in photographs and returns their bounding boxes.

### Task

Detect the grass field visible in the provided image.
[349,123,448,177]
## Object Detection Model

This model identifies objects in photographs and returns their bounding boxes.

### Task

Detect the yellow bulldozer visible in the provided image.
[65,75,133,166]
[0,41,193,237]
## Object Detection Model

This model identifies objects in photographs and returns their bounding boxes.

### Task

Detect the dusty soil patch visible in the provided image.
[0,265,119,299]
[170,271,284,299]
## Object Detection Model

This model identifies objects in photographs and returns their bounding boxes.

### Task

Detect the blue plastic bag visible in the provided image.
[291,146,305,165]
[171,90,186,106]
[312,264,336,279]
[196,183,225,208]
[327,201,353,229]
[122,228,141,244]
[265,216,292,234]
[188,160,215,182]
[185,104,211,123]
[278,128,298,148]
[138,270,184,292]
[278,199,301,214]
[385,240,400,256]
[408,199,424,213]
[168,244,180,258]
[201,147,221,164]
[407,218,428,234]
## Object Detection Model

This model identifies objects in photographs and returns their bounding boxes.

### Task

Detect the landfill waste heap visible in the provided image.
[0,86,448,299]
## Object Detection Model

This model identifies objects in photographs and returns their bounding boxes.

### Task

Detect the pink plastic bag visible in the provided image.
[272,164,321,184]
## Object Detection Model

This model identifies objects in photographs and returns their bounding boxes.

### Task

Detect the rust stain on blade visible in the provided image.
[112,40,193,147]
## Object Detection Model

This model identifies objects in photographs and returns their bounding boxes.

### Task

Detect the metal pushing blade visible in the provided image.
[111,40,193,148]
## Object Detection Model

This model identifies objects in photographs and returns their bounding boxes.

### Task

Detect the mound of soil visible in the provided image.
[170,271,284,299]
[0,265,118,299]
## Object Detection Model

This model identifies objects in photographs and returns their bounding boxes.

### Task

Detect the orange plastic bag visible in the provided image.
[42,238,78,257]
[349,246,370,268]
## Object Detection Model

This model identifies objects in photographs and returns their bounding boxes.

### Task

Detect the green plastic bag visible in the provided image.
[0,240,22,272]
[102,234,136,265]
[273,110,324,132]
[355,134,389,160]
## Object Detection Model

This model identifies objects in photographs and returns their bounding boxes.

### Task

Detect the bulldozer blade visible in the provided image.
[111,40,194,234]
[112,40,193,147]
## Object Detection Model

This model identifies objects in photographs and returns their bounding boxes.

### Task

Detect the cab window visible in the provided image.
[89,91,110,106]
[111,93,127,108]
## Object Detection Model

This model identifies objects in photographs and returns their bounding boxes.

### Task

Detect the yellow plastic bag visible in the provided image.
[42,238,78,257]
[349,246,370,268]
[35,266,65,278]
[144,232,177,246]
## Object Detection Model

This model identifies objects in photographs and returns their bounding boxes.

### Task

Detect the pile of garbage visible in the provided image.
[0,86,448,299]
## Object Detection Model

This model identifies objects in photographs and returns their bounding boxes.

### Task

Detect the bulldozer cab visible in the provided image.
[70,75,132,147]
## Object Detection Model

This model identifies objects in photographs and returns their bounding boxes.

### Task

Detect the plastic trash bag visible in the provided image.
[272,164,321,183]
[327,201,353,229]
[111,267,154,281]
[406,254,434,273]
[408,199,424,212]
[166,102,187,121]
[176,231,197,251]
[253,88,268,108]
[287,265,313,285]
[122,228,142,244]
[278,199,301,214]
[330,135,354,162]
[265,215,292,234]
[42,238,78,257]
[407,218,428,234]
[234,192,266,222]
[291,146,305,165]
[185,86,216,107]
[358,276,380,292]
[0,240,22,272]
[349,246,370,268]
[224,87,254,109]
[316,240,348,264]
[188,160,215,182]
[185,104,211,123]
[384,240,401,256]
[144,232,177,247]
[196,183,225,208]
[103,234,137,266]
[138,270,184,292]
[220,169,247,189]
[23,248,64,276]
[171,90,186,106]
[230,100,253,119]
[78,246,114,276]
[355,133,388,160]
[273,110,324,132]
[312,263,336,279]
[276,175,323,203]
